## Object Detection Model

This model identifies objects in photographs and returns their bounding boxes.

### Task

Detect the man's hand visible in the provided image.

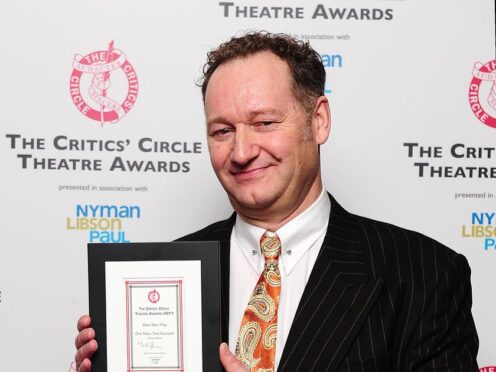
[219,343,249,372]
[74,315,98,372]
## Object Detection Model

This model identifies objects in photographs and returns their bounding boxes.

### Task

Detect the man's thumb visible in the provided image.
[219,343,249,372]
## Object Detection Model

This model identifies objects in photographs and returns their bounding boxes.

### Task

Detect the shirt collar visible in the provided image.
[233,190,331,275]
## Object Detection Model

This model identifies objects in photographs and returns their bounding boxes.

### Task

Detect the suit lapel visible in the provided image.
[192,215,235,343]
[278,195,384,371]
[187,195,384,371]
[219,227,231,343]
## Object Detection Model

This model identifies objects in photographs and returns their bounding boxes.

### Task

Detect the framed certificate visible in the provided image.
[88,242,222,372]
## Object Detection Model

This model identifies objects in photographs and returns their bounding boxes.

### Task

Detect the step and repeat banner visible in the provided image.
[0,0,494,370]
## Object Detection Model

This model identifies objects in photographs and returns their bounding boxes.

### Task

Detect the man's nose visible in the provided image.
[230,127,260,165]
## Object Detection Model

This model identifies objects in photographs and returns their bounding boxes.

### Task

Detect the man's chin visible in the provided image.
[228,193,277,214]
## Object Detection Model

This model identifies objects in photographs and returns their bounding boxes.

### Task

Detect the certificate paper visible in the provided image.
[88,242,221,372]
[107,261,200,372]
[126,280,184,371]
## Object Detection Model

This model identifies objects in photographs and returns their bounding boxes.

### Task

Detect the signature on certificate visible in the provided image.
[137,340,164,350]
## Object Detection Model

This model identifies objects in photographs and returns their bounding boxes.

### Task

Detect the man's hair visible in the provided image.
[199,31,326,117]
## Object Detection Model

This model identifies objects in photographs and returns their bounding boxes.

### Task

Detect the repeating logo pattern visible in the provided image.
[469,60,496,128]
[69,41,139,125]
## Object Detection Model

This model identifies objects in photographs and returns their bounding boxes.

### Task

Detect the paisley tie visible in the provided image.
[235,232,281,372]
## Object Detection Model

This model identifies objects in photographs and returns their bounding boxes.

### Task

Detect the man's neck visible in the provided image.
[234,180,324,231]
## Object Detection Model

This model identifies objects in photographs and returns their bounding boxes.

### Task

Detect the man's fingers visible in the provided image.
[77,358,91,372]
[75,339,98,367]
[75,315,96,371]
[219,343,249,372]
[75,327,95,349]
[77,315,91,332]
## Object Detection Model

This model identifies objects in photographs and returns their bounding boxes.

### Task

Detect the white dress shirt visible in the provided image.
[228,190,331,369]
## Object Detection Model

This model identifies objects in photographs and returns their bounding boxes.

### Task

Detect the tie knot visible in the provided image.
[260,232,281,260]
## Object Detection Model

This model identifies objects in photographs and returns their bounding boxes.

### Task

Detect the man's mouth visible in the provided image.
[230,165,271,180]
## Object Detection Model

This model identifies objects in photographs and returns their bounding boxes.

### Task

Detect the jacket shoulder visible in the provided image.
[349,212,470,281]
[176,213,236,242]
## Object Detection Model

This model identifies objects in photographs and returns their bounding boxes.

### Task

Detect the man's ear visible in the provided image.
[312,96,331,145]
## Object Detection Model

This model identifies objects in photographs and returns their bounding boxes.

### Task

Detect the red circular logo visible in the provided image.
[69,41,138,125]
[148,289,160,303]
[468,60,496,128]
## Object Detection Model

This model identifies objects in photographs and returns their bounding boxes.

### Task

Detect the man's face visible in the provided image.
[204,51,329,221]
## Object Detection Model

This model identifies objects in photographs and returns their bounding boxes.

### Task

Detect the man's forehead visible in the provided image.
[205,53,293,100]
[202,51,303,124]
[206,107,287,125]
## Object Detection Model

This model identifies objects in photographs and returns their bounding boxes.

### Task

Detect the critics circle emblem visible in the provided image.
[69,41,138,125]
[468,59,496,128]
[148,289,160,303]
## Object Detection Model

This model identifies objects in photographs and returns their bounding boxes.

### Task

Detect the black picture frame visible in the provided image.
[88,241,222,372]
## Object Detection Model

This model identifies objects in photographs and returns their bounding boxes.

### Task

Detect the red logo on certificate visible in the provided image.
[469,59,496,128]
[69,41,139,126]
[148,289,160,303]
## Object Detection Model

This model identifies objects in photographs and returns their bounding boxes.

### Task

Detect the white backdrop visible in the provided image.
[0,0,495,370]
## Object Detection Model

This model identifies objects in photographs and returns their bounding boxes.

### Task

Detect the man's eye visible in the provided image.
[258,121,274,127]
[213,128,232,136]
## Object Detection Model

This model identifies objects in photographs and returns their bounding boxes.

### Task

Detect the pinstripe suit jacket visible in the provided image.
[179,194,479,371]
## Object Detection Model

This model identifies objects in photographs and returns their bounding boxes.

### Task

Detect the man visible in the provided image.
[75,32,479,371]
